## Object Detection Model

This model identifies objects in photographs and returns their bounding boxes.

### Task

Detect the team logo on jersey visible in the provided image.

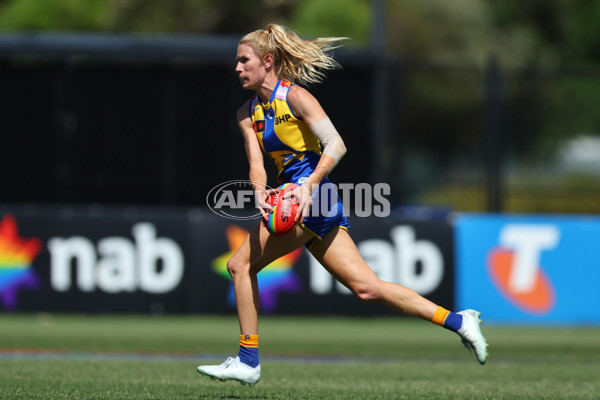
[253,120,266,133]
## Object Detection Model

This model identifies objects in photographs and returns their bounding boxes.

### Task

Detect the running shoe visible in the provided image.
[457,309,488,365]
[197,356,261,387]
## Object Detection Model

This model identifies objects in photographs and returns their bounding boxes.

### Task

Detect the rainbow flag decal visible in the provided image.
[211,225,303,313]
[0,214,42,311]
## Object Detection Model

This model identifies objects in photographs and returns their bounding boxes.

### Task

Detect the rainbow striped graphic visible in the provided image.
[211,225,302,313]
[0,214,42,311]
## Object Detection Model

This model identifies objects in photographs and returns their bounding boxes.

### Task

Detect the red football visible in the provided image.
[266,183,300,235]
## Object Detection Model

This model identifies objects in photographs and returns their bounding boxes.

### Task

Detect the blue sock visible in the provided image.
[443,312,463,332]
[238,335,259,368]
[433,307,463,333]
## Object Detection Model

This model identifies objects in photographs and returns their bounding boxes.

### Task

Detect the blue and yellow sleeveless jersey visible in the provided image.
[249,79,350,244]
[249,79,322,184]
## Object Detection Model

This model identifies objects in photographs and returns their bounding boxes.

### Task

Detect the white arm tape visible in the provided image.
[310,117,347,169]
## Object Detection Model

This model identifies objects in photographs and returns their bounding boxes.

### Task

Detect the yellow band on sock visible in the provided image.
[432,307,450,326]
[240,335,259,348]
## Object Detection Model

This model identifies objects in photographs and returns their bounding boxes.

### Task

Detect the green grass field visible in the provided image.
[0,314,598,399]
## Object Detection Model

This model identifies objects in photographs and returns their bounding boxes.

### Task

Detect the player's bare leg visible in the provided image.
[309,227,439,319]
[310,227,488,364]
[227,222,313,335]
[197,222,313,386]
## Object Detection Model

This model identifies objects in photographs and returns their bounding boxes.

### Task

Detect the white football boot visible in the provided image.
[457,309,488,365]
[197,356,261,387]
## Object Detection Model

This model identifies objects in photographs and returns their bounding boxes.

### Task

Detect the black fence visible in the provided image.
[0,33,374,207]
[2,33,600,214]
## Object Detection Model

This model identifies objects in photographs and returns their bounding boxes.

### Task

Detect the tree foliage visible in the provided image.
[0,0,108,31]
[101,0,296,35]
[288,0,370,45]
[0,0,296,34]
[0,0,598,68]
[488,0,600,67]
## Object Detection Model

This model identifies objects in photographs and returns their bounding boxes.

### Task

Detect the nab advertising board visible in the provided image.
[456,214,600,324]
[188,213,455,315]
[0,206,190,313]
[0,205,454,315]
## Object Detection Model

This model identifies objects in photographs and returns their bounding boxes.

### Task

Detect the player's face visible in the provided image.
[235,43,268,91]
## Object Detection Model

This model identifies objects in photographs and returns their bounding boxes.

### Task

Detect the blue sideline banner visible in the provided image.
[455,214,600,324]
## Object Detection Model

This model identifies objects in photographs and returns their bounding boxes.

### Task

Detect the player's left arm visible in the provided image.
[237,101,272,220]
[287,85,347,221]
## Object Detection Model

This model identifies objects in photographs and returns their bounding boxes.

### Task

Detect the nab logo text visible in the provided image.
[47,223,184,294]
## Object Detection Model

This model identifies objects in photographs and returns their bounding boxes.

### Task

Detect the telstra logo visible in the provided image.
[487,224,558,314]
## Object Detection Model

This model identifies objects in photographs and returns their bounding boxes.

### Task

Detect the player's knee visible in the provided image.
[226,258,250,278]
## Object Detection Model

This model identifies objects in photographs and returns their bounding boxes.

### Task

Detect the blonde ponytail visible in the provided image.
[240,24,347,85]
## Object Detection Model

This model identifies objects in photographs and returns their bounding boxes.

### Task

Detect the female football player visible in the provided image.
[197,24,487,387]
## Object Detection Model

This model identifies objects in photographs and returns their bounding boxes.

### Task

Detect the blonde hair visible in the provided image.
[240,24,347,85]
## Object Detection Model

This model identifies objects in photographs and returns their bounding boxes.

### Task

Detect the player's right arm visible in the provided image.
[237,101,271,220]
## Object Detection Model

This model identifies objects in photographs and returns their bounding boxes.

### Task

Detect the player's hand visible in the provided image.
[255,188,279,221]
[284,183,313,223]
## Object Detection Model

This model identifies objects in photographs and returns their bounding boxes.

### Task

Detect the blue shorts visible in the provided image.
[293,179,350,249]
